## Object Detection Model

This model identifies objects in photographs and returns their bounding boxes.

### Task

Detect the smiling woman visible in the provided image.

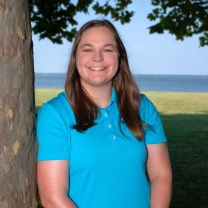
[76,27,118,94]
[36,20,172,208]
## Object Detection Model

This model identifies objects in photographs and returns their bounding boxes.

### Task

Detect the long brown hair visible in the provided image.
[65,20,144,140]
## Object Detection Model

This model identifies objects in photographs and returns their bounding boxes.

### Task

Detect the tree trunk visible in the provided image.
[0,0,37,207]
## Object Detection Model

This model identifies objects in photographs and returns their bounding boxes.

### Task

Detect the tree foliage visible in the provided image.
[147,0,208,46]
[29,0,134,44]
[30,0,208,46]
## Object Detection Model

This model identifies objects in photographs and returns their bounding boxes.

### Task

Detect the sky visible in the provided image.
[33,1,208,75]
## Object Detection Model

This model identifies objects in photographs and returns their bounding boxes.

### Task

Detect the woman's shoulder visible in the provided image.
[140,94,154,109]
[139,94,158,121]
[139,94,167,144]
[38,92,73,116]
[45,92,67,106]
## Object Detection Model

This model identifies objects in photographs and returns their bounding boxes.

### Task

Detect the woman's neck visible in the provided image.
[83,84,112,108]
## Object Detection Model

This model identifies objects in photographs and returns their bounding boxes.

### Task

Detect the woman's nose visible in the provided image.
[93,51,104,62]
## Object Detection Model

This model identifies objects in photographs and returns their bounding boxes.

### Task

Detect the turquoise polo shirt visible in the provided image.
[37,88,167,208]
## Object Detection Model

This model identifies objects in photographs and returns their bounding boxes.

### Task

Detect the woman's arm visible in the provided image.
[37,160,77,208]
[147,143,172,208]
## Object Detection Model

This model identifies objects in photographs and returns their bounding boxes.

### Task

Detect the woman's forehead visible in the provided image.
[79,27,116,44]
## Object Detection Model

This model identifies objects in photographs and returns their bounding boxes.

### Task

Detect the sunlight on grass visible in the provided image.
[35,89,63,112]
[143,91,208,115]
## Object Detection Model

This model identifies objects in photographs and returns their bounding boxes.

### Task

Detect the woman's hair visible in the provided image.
[65,19,145,140]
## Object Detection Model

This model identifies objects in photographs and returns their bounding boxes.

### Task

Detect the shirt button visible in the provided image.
[104,114,108,117]
[108,125,111,128]
[112,136,116,140]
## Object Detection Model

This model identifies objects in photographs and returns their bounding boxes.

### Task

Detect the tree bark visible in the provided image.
[0,0,37,207]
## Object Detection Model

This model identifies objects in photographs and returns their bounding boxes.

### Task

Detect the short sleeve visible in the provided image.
[37,103,70,161]
[139,94,167,144]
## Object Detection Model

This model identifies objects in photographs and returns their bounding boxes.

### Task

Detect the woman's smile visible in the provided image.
[89,67,105,70]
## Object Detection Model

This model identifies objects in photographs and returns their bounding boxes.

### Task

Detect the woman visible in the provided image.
[37,20,172,208]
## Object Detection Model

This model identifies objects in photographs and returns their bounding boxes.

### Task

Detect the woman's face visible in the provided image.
[76,27,119,90]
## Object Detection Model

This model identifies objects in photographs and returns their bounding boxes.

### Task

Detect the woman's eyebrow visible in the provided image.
[80,43,116,48]
[104,44,116,48]
[80,44,92,48]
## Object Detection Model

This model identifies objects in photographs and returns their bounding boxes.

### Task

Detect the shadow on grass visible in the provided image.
[36,107,208,208]
[160,113,208,208]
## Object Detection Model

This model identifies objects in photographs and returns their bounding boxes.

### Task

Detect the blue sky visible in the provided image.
[33,1,208,75]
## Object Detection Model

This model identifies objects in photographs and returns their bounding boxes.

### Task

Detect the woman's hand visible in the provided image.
[37,160,77,208]
[147,143,172,208]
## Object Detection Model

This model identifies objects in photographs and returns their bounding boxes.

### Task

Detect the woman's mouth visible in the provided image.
[89,67,106,71]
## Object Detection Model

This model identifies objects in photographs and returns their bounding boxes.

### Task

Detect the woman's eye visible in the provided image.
[83,49,92,52]
[104,49,113,52]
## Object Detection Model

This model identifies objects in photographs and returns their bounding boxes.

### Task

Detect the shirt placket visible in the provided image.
[101,109,121,150]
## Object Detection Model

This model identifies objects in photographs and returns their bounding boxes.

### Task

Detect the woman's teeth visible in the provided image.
[90,67,105,71]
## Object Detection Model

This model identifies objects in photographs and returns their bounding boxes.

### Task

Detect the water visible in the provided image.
[35,73,208,92]
[35,73,66,89]
[134,74,208,92]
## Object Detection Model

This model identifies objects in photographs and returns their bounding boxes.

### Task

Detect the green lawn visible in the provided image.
[35,89,208,208]
[144,92,208,208]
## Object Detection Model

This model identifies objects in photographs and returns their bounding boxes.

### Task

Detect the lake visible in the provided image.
[35,73,208,92]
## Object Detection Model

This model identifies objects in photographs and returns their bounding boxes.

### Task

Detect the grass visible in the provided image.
[35,89,208,208]
[35,89,63,112]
